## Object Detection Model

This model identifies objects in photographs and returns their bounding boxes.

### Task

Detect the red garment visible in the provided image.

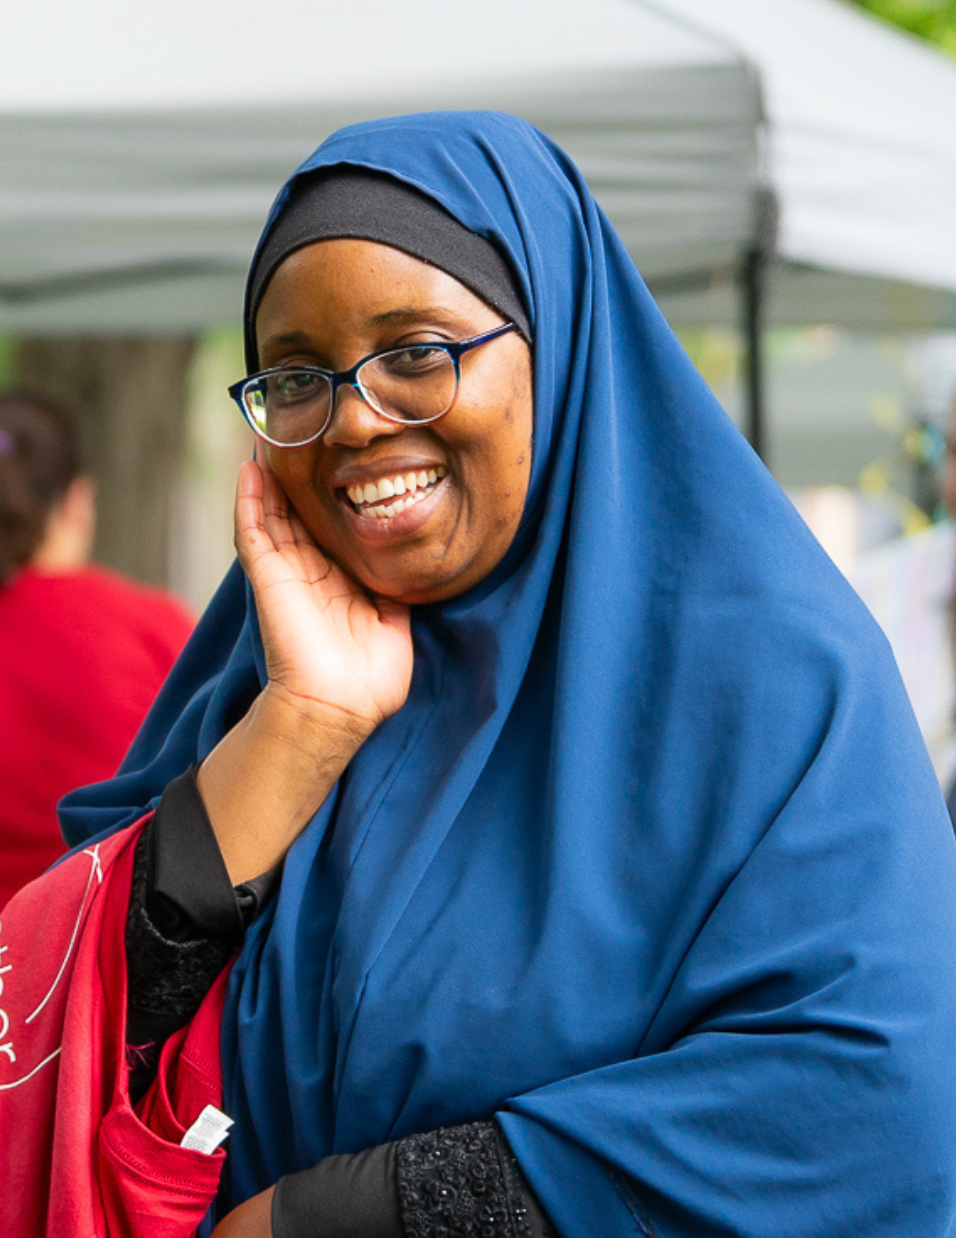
[0,817,231,1237]
[0,566,194,908]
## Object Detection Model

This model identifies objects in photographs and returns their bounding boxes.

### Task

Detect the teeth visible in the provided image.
[347,466,447,517]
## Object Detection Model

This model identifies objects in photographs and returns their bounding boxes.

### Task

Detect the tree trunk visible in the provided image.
[13,337,196,587]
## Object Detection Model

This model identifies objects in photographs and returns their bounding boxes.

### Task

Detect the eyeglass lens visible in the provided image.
[243,345,459,446]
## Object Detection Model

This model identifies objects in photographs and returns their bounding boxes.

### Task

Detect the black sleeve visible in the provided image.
[143,764,281,942]
[125,766,281,1101]
[272,1120,555,1238]
[130,777,556,1236]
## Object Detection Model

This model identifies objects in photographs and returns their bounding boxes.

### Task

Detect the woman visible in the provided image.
[0,389,193,909]
[59,112,956,1236]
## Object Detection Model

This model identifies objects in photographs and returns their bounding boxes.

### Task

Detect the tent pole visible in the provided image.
[741,247,767,465]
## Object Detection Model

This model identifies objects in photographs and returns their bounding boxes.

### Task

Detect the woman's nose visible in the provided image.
[321,382,405,449]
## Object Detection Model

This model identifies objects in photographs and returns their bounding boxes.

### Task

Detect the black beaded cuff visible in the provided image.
[125,768,281,1104]
[126,829,236,1023]
[397,1121,553,1238]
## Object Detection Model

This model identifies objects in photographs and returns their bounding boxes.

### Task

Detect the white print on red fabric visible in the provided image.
[0,819,230,1238]
[0,844,104,1089]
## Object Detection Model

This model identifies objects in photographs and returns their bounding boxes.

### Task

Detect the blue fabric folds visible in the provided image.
[61,113,956,1236]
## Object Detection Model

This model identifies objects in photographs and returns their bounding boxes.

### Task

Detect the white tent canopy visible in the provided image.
[2,0,956,335]
[659,0,956,331]
[0,0,759,333]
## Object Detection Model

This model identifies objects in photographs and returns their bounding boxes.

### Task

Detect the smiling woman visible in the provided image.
[253,237,532,604]
[44,112,956,1238]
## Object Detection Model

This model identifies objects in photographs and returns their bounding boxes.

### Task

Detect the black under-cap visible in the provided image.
[246,167,531,360]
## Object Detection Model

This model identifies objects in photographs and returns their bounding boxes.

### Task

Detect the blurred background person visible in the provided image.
[0,389,194,908]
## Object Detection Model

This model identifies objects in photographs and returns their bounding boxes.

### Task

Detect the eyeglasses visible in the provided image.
[228,322,517,449]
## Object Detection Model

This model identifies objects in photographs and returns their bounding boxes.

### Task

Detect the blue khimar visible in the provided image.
[61,112,956,1236]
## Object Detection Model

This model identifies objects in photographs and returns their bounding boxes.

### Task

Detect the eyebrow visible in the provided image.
[366,305,464,327]
[258,307,467,357]
[259,330,314,352]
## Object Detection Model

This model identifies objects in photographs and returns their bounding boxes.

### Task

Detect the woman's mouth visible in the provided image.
[344,466,448,520]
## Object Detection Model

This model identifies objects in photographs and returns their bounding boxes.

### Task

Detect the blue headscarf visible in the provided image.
[61,112,956,1236]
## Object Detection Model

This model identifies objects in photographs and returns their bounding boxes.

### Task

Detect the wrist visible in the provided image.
[195,686,368,886]
[255,680,376,764]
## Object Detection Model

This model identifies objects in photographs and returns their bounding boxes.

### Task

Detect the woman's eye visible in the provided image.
[272,370,323,400]
[381,345,447,374]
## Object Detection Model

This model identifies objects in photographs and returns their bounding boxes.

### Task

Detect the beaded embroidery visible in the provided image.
[397,1121,539,1238]
[126,831,234,1020]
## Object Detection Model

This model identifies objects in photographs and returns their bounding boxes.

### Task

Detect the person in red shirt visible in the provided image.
[0,389,194,909]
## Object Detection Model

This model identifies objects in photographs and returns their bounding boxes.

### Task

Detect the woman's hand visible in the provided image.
[209,1186,275,1238]
[235,458,413,742]
[196,460,414,885]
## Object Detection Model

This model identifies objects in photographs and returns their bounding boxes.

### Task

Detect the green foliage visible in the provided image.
[843,0,956,56]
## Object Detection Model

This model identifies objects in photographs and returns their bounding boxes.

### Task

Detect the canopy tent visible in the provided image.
[4,0,956,337]
[657,0,956,332]
[0,0,760,334]
[3,0,956,453]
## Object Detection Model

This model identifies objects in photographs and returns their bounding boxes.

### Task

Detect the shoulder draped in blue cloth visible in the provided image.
[61,112,956,1236]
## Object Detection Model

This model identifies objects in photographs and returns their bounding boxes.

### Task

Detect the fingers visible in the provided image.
[234,460,265,558]
[285,508,334,574]
[258,466,332,570]
[260,464,298,552]
[235,460,335,594]
[234,460,294,580]
[235,461,294,549]
[236,457,263,506]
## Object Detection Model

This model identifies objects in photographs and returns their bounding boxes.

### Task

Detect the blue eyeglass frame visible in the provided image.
[228,321,517,449]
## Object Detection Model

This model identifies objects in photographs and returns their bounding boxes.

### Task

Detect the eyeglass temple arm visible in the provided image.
[450,322,517,360]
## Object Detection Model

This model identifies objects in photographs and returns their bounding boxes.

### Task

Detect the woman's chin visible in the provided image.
[329,483,470,604]
[354,561,463,607]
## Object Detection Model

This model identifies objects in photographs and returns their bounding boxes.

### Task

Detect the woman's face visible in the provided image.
[255,238,533,605]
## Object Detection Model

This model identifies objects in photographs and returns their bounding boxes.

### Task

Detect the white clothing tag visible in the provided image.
[180,1104,234,1154]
